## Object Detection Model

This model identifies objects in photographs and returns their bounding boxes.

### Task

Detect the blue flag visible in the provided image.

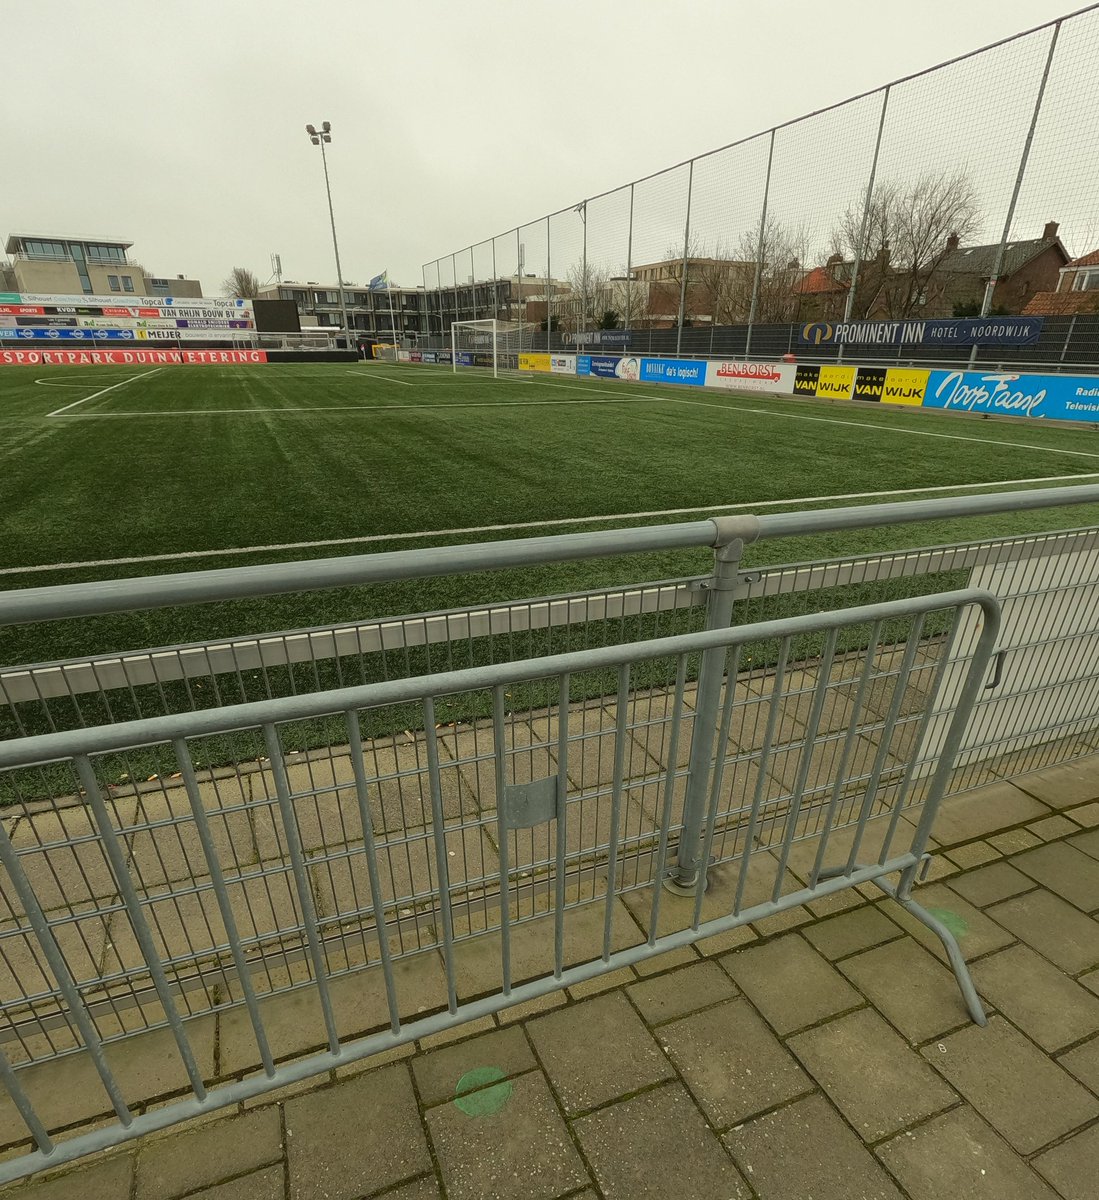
[368,271,388,291]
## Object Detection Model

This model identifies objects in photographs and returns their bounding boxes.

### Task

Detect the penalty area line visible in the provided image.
[47,367,164,417]
[4,472,1098,577]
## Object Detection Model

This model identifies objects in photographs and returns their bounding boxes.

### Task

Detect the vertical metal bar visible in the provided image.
[545,216,553,353]
[675,159,695,358]
[554,674,570,977]
[580,201,588,340]
[625,183,635,335]
[1059,314,1077,363]
[470,246,477,320]
[259,725,340,1054]
[344,711,402,1035]
[491,685,512,995]
[74,756,207,1101]
[842,85,890,329]
[744,128,776,359]
[648,656,689,943]
[771,629,839,902]
[976,21,1062,327]
[668,535,745,891]
[173,739,275,1075]
[0,1045,52,1154]
[491,241,498,328]
[516,228,523,339]
[422,697,458,1013]
[603,664,631,960]
[451,252,459,331]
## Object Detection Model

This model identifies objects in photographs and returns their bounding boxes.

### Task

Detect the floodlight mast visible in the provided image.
[304,121,351,349]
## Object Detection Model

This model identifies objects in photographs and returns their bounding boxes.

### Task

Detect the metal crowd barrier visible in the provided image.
[0,481,1096,1180]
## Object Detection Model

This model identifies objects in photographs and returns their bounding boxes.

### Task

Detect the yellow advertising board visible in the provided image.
[518,352,551,373]
[815,365,856,399]
[882,368,930,406]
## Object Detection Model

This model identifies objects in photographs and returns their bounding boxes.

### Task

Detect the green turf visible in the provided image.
[3,359,1097,796]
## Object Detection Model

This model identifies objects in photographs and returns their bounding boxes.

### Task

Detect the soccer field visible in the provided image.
[2,359,1099,666]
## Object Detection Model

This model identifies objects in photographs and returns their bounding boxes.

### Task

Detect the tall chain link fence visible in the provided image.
[422,7,1099,366]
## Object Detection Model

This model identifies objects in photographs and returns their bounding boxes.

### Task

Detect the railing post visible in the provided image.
[665,522,752,893]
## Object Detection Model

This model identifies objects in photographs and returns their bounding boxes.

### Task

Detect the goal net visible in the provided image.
[450,319,509,377]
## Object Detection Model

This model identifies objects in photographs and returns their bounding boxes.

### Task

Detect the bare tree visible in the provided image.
[222,266,262,298]
[723,219,810,324]
[563,260,611,330]
[832,170,982,319]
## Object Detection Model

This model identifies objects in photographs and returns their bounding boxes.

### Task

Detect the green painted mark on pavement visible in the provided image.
[928,907,968,938]
[453,1066,512,1117]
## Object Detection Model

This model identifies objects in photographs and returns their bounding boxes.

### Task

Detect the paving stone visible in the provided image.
[789,1007,956,1142]
[285,1063,431,1200]
[720,933,861,1034]
[875,1106,1059,1200]
[629,945,700,977]
[135,1108,282,1199]
[1013,759,1099,810]
[1027,814,1082,841]
[1058,1034,1099,1094]
[799,904,901,960]
[575,1082,750,1200]
[526,991,673,1114]
[1068,801,1099,827]
[189,1166,286,1200]
[922,1016,1099,1155]
[948,860,1034,908]
[1012,841,1099,912]
[944,840,1002,869]
[416,1016,495,1050]
[1082,969,1099,997]
[928,782,1049,845]
[725,1092,903,1200]
[1071,825,1099,860]
[988,889,1099,973]
[6,1156,134,1200]
[989,828,1043,854]
[972,944,1099,1052]
[626,960,737,1025]
[0,1019,216,1147]
[1033,1124,1099,1200]
[566,965,635,1000]
[882,883,1014,965]
[412,1025,535,1106]
[493,990,566,1024]
[379,1179,443,1200]
[694,922,758,956]
[425,1070,589,1200]
[659,998,812,1128]
[838,936,972,1042]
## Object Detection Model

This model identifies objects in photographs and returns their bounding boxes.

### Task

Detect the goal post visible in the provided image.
[451,319,502,378]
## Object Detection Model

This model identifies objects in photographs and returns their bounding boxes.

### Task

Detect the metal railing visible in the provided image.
[1,482,1098,1179]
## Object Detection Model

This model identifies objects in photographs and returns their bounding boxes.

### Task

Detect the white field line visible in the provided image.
[33,380,97,389]
[347,372,415,386]
[3,472,1097,578]
[46,367,164,416]
[518,376,1099,462]
[49,396,661,418]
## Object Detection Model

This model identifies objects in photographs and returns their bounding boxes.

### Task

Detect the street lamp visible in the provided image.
[305,121,352,349]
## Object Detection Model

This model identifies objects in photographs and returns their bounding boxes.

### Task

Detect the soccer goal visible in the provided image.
[451,319,503,378]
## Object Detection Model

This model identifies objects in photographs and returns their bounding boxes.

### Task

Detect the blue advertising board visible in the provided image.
[577,354,622,378]
[924,369,1099,422]
[455,351,474,366]
[638,357,707,386]
[0,327,136,341]
[800,317,1043,348]
[421,351,437,363]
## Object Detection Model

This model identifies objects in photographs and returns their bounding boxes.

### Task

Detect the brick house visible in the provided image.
[1023,249,1099,317]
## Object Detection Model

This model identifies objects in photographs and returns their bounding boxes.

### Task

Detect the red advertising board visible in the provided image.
[0,348,268,366]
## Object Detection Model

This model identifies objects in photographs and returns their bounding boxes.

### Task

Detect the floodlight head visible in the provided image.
[322,120,331,133]
[305,123,317,135]
[310,136,320,145]
[322,134,331,143]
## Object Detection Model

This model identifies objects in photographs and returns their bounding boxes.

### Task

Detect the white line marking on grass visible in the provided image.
[5,472,1097,577]
[34,380,97,389]
[346,372,415,385]
[51,397,661,417]
[46,367,164,417]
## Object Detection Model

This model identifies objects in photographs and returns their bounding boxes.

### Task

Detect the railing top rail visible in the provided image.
[0,484,1095,629]
[0,588,999,770]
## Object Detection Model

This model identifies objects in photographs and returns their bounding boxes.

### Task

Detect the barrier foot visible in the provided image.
[818,864,987,1027]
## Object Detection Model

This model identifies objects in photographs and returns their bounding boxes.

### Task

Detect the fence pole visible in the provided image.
[675,159,695,358]
[580,200,588,341]
[969,19,1061,367]
[840,85,891,365]
[744,128,776,360]
[491,241,498,330]
[451,253,459,335]
[1060,314,1077,364]
[420,264,428,346]
[545,215,552,352]
[470,246,477,320]
[626,183,634,336]
[516,228,524,350]
[665,531,746,893]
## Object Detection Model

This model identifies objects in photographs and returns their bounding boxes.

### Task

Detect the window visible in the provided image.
[108,275,121,292]
[122,276,135,292]
[87,244,125,262]
[24,239,66,258]
[1076,270,1099,292]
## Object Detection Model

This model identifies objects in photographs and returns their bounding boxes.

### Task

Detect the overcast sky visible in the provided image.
[2,0,1088,294]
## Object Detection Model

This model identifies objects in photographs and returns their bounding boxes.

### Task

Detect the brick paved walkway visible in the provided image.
[4,756,1099,1198]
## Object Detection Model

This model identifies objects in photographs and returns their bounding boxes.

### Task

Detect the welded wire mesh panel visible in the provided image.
[628,164,691,335]
[582,186,634,338]
[547,206,584,340]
